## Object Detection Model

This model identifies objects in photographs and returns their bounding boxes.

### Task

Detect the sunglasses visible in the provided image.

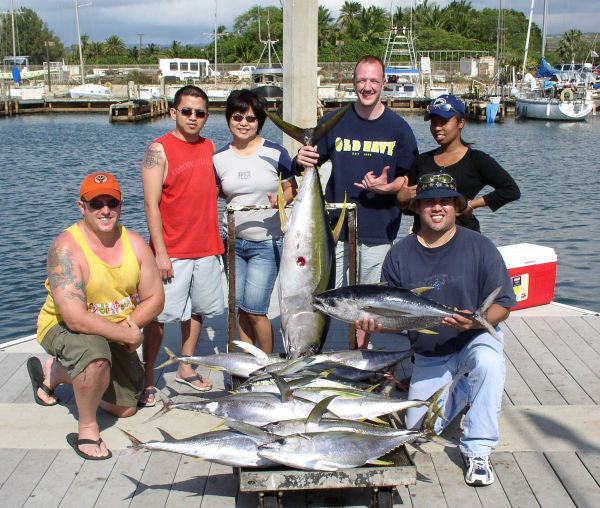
[419,174,454,185]
[177,107,207,118]
[231,113,258,123]
[83,198,121,210]
[426,102,459,114]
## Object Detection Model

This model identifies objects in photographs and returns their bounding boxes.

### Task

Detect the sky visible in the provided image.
[2,0,598,48]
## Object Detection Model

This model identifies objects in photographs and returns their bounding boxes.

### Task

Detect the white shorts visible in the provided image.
[156,256,225,323]
[334,241,393,288]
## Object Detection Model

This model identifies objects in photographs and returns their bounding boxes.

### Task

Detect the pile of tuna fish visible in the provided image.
[121,342,444,471]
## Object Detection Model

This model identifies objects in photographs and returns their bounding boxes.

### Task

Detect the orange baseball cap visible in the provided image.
[80,172,122,201]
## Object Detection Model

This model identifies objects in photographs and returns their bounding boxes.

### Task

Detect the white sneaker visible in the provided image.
[464,455,494,486]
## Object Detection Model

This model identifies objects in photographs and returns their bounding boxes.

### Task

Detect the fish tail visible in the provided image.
[143,391,174,424]
[155,347,179,369]
[473,286,502,342]
[118,428,144,451]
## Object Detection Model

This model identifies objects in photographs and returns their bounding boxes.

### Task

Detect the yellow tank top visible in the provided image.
[37,223,140,342]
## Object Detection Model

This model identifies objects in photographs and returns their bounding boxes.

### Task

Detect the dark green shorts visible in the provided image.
[41,322,144,407]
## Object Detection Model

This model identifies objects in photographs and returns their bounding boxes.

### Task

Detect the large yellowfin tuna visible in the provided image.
[266,107,349,359]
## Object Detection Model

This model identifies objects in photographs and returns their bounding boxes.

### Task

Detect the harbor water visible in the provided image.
[1,112,599,343]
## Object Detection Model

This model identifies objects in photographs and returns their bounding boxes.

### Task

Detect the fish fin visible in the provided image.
[155,347,180,369]
[156,428,176,442]
[265,110,313,145]
[368,416,388,425]
[417,328,438,335]
[366,383,382,393]
[410,286,434,296]
[277,174,287,233]
[306,395,338,427]
[331,193,347,243]
[118,428,144,451]
[367,459,394,466]
[472,286,502,342]
[225,419,271,439]
[143,390,174,424]
[209,420,228,432]
[232,340,269,360]
[272,374,293,402]
[361,305,413,317]
[310,105,351,144]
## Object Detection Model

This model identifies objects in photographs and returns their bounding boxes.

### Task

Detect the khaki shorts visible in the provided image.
[40,322,144,408]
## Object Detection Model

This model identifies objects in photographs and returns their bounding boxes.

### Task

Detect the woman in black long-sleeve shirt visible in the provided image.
[398,94,520,232]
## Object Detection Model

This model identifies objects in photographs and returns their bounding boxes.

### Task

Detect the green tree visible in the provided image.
[168,40,183,58]
[556,29,586,62]
[85,42,104,62]
[0,7,64,63]
[103,35,126,57]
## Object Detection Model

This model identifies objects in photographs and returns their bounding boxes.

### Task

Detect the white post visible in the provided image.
[75,0,85,84]
[521,0,536,79]
[282,0,318,156]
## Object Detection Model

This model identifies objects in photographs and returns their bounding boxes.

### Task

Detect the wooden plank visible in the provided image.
[503,354,538,406]
[59,452,119,507]
[0,449,58,507]
[0,353,29,389]
[94,449,151,508]
[568,317,600,356]
[490,452,539,507]
[0,355,39,403]
[582,316,600,335]
[23,449,83,508]
[128,450,181,508]
[429,448,481,508]
[546,451,600,508]
[501,320,564,405]
[513,451,575,508]
[506,318,592,405]
[577,452,600,485]
[544,317,600,377]
[201,462,236,507]
[164,456,209,508]
[0,448,27,488]
[406,451,447,508]
[527,318,600,403]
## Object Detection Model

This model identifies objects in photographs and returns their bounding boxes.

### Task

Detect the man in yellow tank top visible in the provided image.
[30,172,164,460]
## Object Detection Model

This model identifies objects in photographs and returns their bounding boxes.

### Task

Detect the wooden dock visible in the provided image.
[1,304,599,507]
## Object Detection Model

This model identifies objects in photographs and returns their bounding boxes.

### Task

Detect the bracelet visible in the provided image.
[467,201,475,211]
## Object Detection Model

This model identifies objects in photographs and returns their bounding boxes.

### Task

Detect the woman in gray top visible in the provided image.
[214,90,296,352]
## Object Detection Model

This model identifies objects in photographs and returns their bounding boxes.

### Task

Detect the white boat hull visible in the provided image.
[515,96,592,121]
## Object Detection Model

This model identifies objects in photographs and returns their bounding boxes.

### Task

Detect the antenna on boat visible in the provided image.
[257,7,281,67]
[74,1,91,85]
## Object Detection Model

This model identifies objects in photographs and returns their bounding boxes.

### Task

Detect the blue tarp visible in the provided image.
[486,102,500,124]
[537,58,557,78]
[12,64,21,84]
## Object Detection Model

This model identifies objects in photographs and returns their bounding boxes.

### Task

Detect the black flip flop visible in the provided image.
[66,433,113,460]
[27,357,58,406]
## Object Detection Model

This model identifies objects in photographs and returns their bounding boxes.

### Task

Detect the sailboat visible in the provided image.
[251,7,283,98]
[515,0,593,121]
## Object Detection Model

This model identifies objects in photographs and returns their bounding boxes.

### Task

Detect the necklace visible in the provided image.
[418,226,456,249]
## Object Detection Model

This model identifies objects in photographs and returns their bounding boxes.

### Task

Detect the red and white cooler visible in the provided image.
[497,243,558,310]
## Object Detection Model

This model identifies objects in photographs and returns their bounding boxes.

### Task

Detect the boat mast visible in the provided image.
[541,0,548,59]
[10,0,17,60]
[213,0,218,85]
[74,0,86,85]
[495,0,503,94]
[521,0,535,78]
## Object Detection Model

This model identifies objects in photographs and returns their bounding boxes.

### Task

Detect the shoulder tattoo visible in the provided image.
[47,247,86,303]
[143,146,162,169]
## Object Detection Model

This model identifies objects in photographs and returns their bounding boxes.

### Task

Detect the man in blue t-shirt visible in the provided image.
[295,55,418,290]
[358,173,516,487]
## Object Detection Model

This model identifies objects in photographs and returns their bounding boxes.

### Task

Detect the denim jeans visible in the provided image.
[405,330,506,457]
[235,238,282,315]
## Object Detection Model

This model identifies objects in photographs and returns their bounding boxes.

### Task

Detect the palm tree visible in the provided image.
[103,35,126,57]
[317,6,335,48]
[556,29,584,62]
[143,43,161,60]
[85,41,104,61]
[168,40,183,58]
[355,6,390,43]
[337,1,362,31]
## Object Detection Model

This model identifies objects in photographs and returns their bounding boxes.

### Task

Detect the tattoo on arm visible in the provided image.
[47,247,86,303]
[143,147,161,169]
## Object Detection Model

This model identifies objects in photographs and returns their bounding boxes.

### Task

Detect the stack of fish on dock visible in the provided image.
[122,342,444,471]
